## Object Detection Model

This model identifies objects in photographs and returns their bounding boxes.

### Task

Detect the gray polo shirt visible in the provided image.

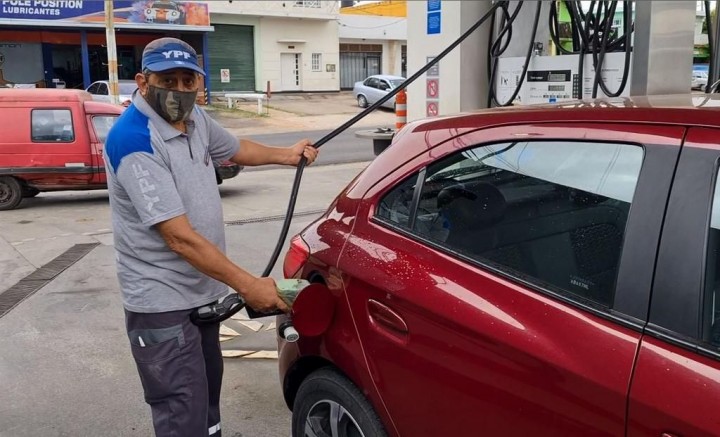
[104,93,240,313]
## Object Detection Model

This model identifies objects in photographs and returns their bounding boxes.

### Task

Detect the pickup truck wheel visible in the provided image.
[0,177,22,210]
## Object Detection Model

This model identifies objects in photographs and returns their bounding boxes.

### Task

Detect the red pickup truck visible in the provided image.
[0,89,240,210]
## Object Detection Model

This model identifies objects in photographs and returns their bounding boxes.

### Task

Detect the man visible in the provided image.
[103,38,318,437]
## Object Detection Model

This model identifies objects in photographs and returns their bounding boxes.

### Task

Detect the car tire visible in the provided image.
[357,95,368,108]
[0,176,23,210]
[292,368,387,437]
[22,187,40,198]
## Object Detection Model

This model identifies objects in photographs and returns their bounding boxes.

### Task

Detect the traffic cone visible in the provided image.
[395,88,407,130]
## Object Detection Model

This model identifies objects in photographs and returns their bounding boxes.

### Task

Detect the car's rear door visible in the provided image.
[339,123,683,436]
[627,127,720,436]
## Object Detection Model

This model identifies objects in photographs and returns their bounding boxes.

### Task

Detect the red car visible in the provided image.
[278,94,720,436]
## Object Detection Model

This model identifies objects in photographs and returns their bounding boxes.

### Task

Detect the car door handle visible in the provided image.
[368,299,408,335]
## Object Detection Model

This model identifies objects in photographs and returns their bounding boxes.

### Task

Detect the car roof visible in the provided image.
[369,75,405,81]
[412,94,720,133]
[91,79,137,84]
[0,88,93,103]
[84,100,125,115]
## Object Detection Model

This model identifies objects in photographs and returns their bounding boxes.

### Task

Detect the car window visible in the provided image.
[119,82,138,95]
[31,109,75,142]
[87,83,99,94]
[378,80,390,91]
[376,140,644,307]
[389,79,404,88]
[703,171,720,348]
[98,83,108,95]
[367,78,381,89]
[91,115,118,144]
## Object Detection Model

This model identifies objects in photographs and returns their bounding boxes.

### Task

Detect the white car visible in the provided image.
[692,71,709,90]
[85,80,137,106]
[353,74,406,109]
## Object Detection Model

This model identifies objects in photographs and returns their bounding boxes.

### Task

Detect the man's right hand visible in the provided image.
[242,277,290,314]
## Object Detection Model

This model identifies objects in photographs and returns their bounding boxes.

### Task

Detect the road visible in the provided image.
[245,128,377,169]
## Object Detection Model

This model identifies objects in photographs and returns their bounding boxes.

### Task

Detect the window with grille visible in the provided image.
[312,53,322,72]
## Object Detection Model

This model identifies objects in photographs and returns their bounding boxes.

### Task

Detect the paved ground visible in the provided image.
[208,91,396,136]
[0,93,382,436]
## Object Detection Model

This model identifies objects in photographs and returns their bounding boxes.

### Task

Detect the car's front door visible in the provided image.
[87,114,118,185]
[340,123,684,435]
[627,127,720,436]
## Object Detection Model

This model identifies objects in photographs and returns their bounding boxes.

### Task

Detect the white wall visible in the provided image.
[0,42,44,85]
[210,14,339,92]
[208,0,338,20]
[260,18,339,92]
[407,1,491,121]
[338,15,406,40]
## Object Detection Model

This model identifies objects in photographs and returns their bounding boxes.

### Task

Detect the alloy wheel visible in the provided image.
[304,399,366,437]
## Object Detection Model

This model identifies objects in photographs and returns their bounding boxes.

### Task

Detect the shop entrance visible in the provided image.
[51,44,139,89]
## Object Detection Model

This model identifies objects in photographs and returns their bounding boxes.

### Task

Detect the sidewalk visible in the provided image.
[205,91,396,136]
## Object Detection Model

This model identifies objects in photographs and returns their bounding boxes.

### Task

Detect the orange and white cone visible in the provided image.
[395,88,407,130]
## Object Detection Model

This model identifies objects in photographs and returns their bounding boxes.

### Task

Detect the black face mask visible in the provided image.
[145,85,197,123]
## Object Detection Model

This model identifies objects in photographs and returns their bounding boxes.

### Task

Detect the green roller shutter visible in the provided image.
[208,24,255,92]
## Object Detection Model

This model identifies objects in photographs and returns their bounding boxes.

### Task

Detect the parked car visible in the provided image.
[692,70,709,90]
[85,79,138,106]
[0,89,240,210]
[353,74,406,109]
[278,94,720,436]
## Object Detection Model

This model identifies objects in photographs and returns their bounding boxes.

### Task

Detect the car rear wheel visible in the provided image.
[0,176,22,210]
[357,95,368,108]
[292,368,387,437]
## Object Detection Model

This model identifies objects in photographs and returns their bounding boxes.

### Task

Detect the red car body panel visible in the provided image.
[0,89,122,190]
[279,95,720,436]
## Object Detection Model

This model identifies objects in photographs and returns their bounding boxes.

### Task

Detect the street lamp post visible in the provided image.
[105,0,120,105]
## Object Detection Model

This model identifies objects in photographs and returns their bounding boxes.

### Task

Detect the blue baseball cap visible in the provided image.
[141,37,205,76]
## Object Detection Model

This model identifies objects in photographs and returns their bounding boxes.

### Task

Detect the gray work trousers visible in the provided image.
[125,308,223,437]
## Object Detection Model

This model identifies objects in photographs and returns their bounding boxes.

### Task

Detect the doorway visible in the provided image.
[280,53,301,91]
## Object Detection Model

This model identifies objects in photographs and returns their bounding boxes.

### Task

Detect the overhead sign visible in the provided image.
[0,1,210,26]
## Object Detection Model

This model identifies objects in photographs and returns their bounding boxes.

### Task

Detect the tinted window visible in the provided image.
[377,141,644,307]
[87,83,99,94]
[91,116,118,144]
[703,172,720,348]
[31,109,74,142]
[98,83,108,95]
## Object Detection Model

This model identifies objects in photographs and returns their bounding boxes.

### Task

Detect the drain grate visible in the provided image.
[0,243,99,319]
[224,209,326,226]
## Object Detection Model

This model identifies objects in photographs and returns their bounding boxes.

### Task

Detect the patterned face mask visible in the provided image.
[145,85,197,123]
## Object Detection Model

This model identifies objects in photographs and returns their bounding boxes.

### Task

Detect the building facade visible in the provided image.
[207,0,340,94]
[0,1,212,93]
[339,0,407,89]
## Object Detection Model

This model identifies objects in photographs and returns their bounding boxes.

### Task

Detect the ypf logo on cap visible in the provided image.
[142,37,205,76]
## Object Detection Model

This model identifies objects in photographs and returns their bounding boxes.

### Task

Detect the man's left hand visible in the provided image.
[287,139,318,166]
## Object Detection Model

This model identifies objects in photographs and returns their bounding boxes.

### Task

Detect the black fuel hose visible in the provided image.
[195,1,504,323]
[261,1,504,277]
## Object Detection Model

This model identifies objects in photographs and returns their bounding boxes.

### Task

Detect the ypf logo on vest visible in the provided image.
[163,50,192,66]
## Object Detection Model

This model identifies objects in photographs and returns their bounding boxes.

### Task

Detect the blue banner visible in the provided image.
[0,1,210,26]
[427,11,441,35]
[0,1,131,20]
[427,0,441,13]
